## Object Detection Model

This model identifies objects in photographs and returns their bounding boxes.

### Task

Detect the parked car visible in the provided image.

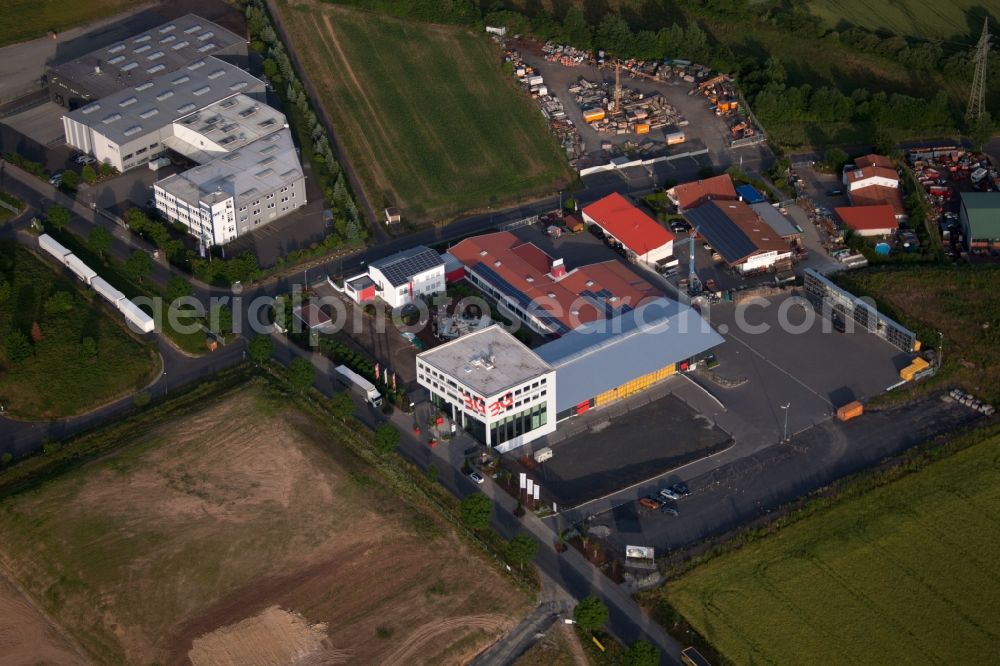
[660,504,679,516]
[639,496,662,510]
[671,481,690,496]
[468,471,485,485]
[588,224,605,240]
[48,172,63,186]
[826,188,843,196]
[659,487,680,501]
[74,154,96,165]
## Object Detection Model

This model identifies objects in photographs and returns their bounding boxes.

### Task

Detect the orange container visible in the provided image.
[837,401,864,421]
[635,123,650,134]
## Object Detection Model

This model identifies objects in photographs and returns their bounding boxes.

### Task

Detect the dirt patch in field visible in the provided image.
[0,387,531,665]
[0,572,88,666]
[189,606,348,666]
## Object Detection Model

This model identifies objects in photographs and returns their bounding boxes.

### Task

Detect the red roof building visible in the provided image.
[849,184,907,219]
[854,153,894,170]
[834,205,899,236]
[666,174,738,211]
[449,231,660,335]
[581,192,675,265]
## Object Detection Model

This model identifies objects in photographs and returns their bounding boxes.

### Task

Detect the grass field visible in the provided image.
[836,266,1000,406]
[0,242,158,419]
[0,386,530,664]
[808,0,999,39]
[277,1,572,223]
[0,0,135,48]
[661,430,1000,664]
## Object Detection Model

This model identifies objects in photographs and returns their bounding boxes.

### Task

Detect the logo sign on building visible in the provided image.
[463,392,486,416]
[488,392,514,416]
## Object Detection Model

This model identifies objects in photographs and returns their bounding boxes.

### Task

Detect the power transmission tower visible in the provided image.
[966,18,991,121]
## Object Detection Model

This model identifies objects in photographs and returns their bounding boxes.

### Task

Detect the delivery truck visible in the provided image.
[334,365,382,407]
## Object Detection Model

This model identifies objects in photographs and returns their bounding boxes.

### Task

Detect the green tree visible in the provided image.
[262,58,280,82]
[248,335,273,364]
[1,452,12,465]
[45,206,70,231]
[4,329,32,362]
[573,596,609,633]
[79,336,97,359]
[124,250,153,283]
[624,639,660,666]
[969,112,995,152]
[459,493,492,531]
[166,276,193,303]
[330,391,354,420]
[81,163,97,184]
[289,357,315,392]
[99,162,114,177]
[44,290,74,314]
[823,147,849,172]
[59,169,80,192]
[0,279,10,304]
[88,226,113,259]
[211,304,233,335]
[373,423,400,454]
[505,533,538,570]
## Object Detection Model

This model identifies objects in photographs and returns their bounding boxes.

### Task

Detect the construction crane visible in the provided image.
[687,236,702,296]
[966,18,991,121]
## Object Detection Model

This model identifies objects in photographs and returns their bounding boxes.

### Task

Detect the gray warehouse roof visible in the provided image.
[418,325,552,398]
[165,93,286,160]
[370,246,444,287]
[50,14,244,100]
[750,202,801,238]
[155,128,302,207]
[535,297,724,412]
[67,57,263,145]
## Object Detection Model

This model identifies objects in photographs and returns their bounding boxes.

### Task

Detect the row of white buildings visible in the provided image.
[60,14,306,247]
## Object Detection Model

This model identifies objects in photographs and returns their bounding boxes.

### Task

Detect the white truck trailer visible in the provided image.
[334,365,383,407]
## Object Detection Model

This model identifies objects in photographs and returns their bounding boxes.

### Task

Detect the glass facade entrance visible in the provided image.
[490,403,547,447]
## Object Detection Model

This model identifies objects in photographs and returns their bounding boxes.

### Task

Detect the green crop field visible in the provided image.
[277,1,572,223]
[0,242,157,419]
[808,0,998,39]
[661,430,1000,664]
[0,0,135,48]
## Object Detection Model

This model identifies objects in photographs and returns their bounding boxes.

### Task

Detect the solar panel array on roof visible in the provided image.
[684,204,758,263]
[370,247,444,288]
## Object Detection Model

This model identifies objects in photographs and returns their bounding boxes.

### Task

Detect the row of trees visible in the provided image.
[244,0,367,248]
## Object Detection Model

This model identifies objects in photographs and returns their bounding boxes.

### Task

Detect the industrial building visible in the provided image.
[959,192,1000,251]
[154,127,305,245]
[342,246,445,309]
[581,193,676,268]
[666,174,738,212]
[834,205,899,237]
[417,325,557,453]
[684,200,793,274]
[750,202,802,242]
[47,14,246,109]
[535,297,723,420]
[448,231,661,335]
[63,57,265,172]
[803,268,917,352]
[842,154,907,219]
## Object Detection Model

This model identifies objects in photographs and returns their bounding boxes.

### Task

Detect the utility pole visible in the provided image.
[781,402,791,442]
[966,18,991,121]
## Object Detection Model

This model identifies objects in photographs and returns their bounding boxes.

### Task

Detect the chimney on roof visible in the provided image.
[550,257,567,280]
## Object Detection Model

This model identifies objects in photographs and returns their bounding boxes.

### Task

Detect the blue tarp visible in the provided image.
[735,184,766,204]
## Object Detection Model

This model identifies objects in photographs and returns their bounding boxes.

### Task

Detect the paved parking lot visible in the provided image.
[698,293,910,448]
[587,395,982,553]
[510,389,731,508]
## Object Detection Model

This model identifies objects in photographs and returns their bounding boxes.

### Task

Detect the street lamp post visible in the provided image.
[781,402,791,442]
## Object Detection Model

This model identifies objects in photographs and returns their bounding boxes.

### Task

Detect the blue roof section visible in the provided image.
[736,184,766,204]
[684,204,758,264]
[535,297,724,412]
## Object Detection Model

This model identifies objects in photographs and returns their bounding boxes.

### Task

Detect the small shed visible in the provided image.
[384,207,402,225]
[563,214,584,233]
